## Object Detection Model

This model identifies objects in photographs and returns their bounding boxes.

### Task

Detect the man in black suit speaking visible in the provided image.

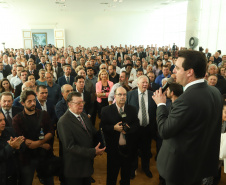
[57,92,105,185]
[152,50,222,185]
[101,87,139,185]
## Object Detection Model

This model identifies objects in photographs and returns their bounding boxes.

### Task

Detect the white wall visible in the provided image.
[0,2,187,50]
[198,0,226,55]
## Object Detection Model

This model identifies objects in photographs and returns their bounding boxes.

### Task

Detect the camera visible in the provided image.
[120,112,130,132]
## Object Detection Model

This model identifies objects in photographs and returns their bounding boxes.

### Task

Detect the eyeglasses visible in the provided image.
[70,101,85,105]
[115,93,127,97]
[101,68,106,69]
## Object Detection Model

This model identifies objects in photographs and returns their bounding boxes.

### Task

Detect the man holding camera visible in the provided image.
[101,87,139,185]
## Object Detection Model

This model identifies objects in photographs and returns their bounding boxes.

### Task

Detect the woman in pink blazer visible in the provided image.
[96,69,114,118]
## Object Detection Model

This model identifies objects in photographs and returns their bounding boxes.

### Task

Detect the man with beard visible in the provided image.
[108,65,119,84]
[12,89,54,185]
[108,71,132,105]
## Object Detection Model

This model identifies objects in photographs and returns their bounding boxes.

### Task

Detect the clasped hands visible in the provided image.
[7,136,25,149]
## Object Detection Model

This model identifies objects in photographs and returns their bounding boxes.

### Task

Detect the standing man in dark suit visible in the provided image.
[52,56,63,81]
[204,48,211,60]
[126,75,157,178]
[35,85,56,126]
[25,49,36,61]
[74,75,93,118]
[152,50,222,185]
[36,55,47,71]
[101,87,139,185]
[57,92,105,185]
[27,59,39,80]
[58,65,74,87]
[0,92,23,127]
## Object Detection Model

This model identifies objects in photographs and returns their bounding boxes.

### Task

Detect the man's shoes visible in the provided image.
[130,170,135,179]
[90,177,95,183]
[143,170,153,178]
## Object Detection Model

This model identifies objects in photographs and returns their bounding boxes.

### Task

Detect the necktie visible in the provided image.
[119,107,126,145]
[6,111,12,127]
[66,77,69,84]
[77,116,90,136]
[141,93,148,127]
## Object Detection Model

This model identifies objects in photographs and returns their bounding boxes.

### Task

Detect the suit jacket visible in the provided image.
[58,75,74,87]
[148,82,160,92]
[53,66,63,79]
[126,89,157,129]
[14,83,23,99]
[36,99,57,124]
[55,98,68,120]
[57,110,97,178]
[101,104,139,156]
[1,106,23,127]
[27,69,39,80]
[25,54,36,61]
[205,52,211,60]
[36,62,46,71]
[4,64,13,77]
[156,82,222,183]
[73,87,94,116]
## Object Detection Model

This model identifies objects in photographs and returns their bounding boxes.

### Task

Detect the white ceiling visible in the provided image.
[1,0,188,13]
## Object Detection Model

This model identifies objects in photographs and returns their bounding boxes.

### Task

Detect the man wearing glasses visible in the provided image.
[58,92,105,185]
[101,87,139,185]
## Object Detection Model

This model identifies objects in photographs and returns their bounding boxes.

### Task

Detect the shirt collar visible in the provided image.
[69,109,80,118]
[2,108,12,114]
[115,103,125,112]
[184,79,205,91]
[138,88,147,95]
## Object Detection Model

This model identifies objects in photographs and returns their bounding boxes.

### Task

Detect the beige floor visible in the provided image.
[32,135,226,185]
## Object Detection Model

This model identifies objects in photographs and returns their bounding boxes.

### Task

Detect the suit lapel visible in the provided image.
[134,90,139,109]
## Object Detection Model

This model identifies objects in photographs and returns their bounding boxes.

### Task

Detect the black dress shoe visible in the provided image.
[130,171,135,179]
[144,170,153,178]
[90,177,95,183]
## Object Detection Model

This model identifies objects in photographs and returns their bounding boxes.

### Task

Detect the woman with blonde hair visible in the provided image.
[96,69,113,118]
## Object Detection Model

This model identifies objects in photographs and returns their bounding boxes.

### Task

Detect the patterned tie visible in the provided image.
[141,93,148,127]
[77,116,90,136]
[6,111,12,127]
[66,77,69,84]
[119,107,126,145]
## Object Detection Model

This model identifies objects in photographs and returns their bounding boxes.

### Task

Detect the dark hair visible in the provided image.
[20,89,36,103]
[162,65,169,68]
[86,67,93,71]
[137,68,144,73]
[67,91,82,103]
[36,85,47,92]
[178,50,207,78]
[120,71,129,79]
[108,65,116,70]
[126,57,131,61]
[17,65,23,68]
[75,75,85,82]
[0,78,13,93]
[168,83,183,97]
[125,64,132,68]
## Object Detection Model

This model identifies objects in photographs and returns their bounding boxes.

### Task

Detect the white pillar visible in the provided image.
[185,0,202,49]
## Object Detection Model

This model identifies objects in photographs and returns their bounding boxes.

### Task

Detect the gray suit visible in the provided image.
[57,110,97,179]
